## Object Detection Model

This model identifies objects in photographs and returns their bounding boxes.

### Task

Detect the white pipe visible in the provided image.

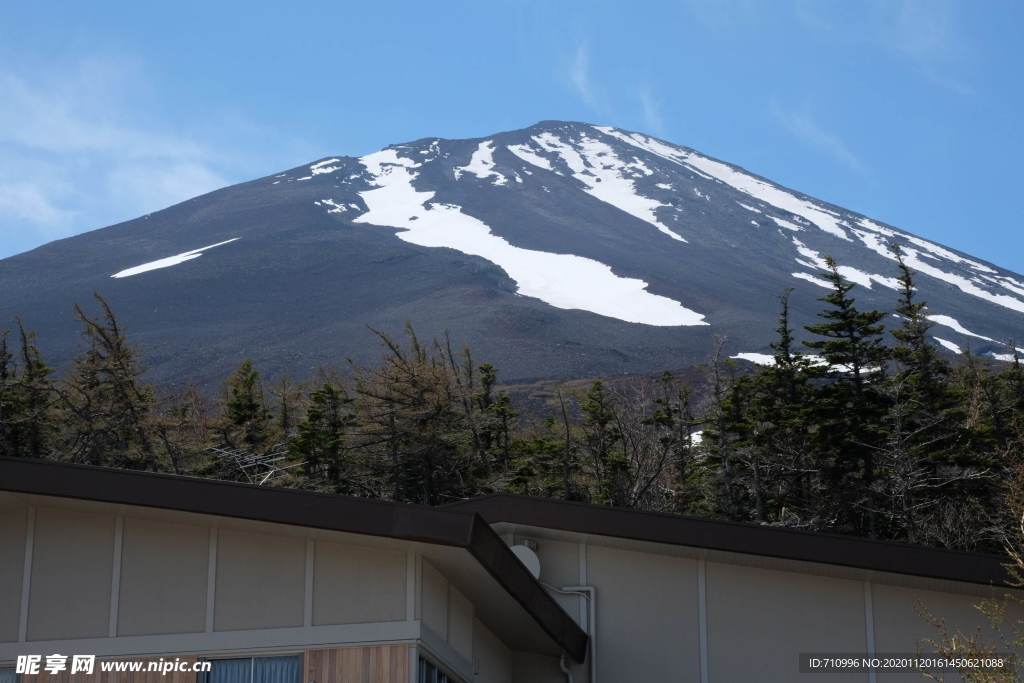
[545,582,597,683]
[559,653,575,683]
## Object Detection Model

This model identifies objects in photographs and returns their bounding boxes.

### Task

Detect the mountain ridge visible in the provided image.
[1,120,1021,387]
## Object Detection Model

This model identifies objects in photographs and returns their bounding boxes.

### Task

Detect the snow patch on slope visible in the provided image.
[933,337,963,355]
[310,158,344,176]
[351,149,707,326]
[791,238,900,290]
[852,219,1024,315]
[792,272,832,289]
[595,126,851,240]
[507,144,554,171]
[731,352,775,366]
[454,140,508,185]
[111,238,240,278]
[532,132,687,242]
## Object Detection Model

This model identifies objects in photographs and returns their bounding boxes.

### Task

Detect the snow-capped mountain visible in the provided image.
[1,121,1021,385]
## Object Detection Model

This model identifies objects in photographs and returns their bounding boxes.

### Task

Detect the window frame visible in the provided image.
[199,654,303,683]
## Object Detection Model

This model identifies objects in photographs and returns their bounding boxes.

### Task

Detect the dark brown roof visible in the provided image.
[0,458,587,662]
[445,494,1011,587]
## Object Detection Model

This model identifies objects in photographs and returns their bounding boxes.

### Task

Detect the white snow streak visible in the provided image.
[792,272,832,289]
[594,126,851,240]
[770,216,803,232]
[730,353,775,366]
[310,158,343,176]
[927,315,1024,355]
[454,141,508,185]
[352,149,706,326]
[926,315,996,343]
[506,144,553,171]
[533,132,687,242]
[111,238,240,278]
[852,219,1024,315]
[791,238,900,290]
[933,337,963,355]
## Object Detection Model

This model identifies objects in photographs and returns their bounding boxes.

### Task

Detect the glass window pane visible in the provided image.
[206,659,253,683]
[253,656,300,683]
[0,669,17,683]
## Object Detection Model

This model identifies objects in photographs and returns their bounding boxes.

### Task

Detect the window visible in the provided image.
[0,669,16,683]
[417,656,461,683]
[202,656,301,683]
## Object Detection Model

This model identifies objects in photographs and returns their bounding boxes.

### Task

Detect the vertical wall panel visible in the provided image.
[0,502,26,642]
[587,544,700,683]
[473,618,512,683]
[214,529,304,631]
[706,562,866,683]
[312,541,406,625]
[420,560,448,639]
[447,586,474,662]
[28,506,114,641]
[118,517,209,636]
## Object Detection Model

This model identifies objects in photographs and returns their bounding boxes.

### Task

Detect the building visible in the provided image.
[0,457,1015,682]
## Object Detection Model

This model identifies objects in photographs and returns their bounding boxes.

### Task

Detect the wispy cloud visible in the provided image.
[568,43,596,108]
[885,0,973,95]
[794,0,973,95]
[771,102,865,173]
[638,86,665,136]
[0,57,312,259]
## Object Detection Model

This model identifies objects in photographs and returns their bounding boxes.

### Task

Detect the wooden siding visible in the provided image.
[305,646,411,683]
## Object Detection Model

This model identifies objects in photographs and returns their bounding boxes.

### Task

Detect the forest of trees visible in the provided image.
[1,252,1022,553]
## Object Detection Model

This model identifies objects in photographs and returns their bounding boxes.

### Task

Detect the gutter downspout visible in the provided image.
[545,582,596,683]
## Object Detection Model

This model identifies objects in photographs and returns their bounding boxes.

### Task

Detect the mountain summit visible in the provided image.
[2,121,1021,385]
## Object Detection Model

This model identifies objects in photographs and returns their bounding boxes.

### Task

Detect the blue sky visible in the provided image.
[1,0,1022,272]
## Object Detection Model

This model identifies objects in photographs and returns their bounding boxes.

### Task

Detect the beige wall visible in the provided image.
[214,528,305,631]
[873,583,1006,683]
[589,544,701,683]
[447,585,474,661]
[313,540,406,625]
[516,529,1017,683]
[0,503,25,642]
[534,538,582,621]
[28,506,114,641]
[1,497,526,683]
[473,618,512,683]
[706,562,867,682]
[118,516,209,636]
[510,652,564,683]
[421,559,448,639]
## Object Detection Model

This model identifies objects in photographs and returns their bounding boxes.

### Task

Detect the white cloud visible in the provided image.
[569,43,595,108]
[638,86,665,135]
[0,182,75,229]
[771,102,865,172]
[0,57,312,259]
[105,162,229,217]
[793,0,973,95]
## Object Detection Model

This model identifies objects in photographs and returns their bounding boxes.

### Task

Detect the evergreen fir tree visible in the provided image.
[581,380,629,506]
[220,360,272,450]
[891,248,950,412]
[804,257,889,535]
[292,382,358,493]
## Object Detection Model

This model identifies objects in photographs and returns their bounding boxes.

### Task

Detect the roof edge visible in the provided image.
[445,494,1011,588]
[0,458,587,661]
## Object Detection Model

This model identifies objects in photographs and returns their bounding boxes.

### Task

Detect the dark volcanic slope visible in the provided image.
[1,121,1022,386]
